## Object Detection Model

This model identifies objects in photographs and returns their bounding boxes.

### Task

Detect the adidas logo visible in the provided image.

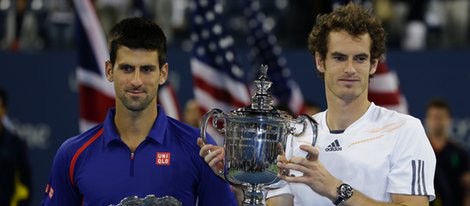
[325,139,342,152]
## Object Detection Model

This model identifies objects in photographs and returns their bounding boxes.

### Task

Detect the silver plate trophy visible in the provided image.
[110,195,182,206]
[200,65,318,206]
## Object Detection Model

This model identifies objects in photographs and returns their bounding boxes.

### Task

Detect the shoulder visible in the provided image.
[369,104,422,129]
[165,117,202,150]
[54,124,104,161]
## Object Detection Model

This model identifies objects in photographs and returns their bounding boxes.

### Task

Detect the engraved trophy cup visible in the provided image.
[200,65,318,206]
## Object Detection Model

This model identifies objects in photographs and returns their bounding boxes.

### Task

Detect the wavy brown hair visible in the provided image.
[308,2,386,69]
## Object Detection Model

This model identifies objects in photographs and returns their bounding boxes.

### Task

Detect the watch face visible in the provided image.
[339,184,353,198]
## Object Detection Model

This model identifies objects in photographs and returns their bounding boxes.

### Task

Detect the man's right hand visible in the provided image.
[197,138,225,179]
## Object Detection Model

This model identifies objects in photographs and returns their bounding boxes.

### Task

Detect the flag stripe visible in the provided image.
[79,85,115,123]
[191,59,250,105]
[193,77,248,108]
[368,62,408,114]
[76,67,115,97]
[368,91,401,105]
[158,83,181,120]
[73,0,108,77]
[194,88,234,112]
[369,72,399,92]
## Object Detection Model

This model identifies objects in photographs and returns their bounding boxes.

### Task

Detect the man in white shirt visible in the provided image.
[199,2,435,206]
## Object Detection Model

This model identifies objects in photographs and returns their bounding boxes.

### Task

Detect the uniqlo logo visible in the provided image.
[156,152,171,165]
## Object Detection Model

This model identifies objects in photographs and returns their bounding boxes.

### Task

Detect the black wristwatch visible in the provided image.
[333,183,353,206]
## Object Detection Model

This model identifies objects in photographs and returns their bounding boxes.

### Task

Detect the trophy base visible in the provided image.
[241,184,266,206]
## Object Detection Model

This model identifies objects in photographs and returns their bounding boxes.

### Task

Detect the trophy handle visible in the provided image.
[200,108,223,144]
[291,114,318,147]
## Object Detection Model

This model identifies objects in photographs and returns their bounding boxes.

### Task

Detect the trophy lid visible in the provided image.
[230,65,287,119]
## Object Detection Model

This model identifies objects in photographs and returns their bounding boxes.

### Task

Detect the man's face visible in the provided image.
[316,31,377,102]
[0,98,5,119]
[106,46,168,112]
[426,107,451,137]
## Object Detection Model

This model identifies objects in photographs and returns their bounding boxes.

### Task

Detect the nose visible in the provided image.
[344,59,356,75]
[130,70,143,87]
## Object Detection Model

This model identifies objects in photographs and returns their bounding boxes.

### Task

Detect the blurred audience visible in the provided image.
[425,98,470,206]
[183,99,202,128]
[1,0,469,51]
[45,0,74,49]
[0,87,32,206]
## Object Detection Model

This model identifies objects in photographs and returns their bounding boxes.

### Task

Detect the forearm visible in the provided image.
[341,190,428,206]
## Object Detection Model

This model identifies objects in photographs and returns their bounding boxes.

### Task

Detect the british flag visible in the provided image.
[189,0,251,113]
[74,0,181,132]
[74,0,114,131]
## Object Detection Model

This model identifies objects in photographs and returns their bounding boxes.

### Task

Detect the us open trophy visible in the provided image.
[200,65,318,206]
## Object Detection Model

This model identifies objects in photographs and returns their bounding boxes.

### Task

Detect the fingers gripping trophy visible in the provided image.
[200,65,318,206]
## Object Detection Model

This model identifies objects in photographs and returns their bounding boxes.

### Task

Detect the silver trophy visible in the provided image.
[200,65,318,206]
[110,195,182,206]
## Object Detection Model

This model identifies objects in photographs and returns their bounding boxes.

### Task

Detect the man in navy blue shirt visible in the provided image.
[42,17,237,206]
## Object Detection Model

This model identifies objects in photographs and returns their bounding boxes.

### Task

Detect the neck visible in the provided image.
[325,93,371,131]
[114,102,158,152]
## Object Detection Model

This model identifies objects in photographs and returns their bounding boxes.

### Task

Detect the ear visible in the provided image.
[370,59,378,75]
[159,63,169,85]
[315,52,325,73]
[105,60,113,82]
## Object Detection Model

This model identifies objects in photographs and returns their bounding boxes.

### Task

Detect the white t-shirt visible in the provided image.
[267,103,436,205]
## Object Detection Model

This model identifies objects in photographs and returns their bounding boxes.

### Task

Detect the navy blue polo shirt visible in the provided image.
[42,106,236,206]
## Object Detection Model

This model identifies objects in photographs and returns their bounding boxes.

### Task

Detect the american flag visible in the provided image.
[243,0,305,115]
[189,0,251,113]
[369,62,408,114]
[74,0,181,132]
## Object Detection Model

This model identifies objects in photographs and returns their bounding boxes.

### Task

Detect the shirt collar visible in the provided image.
[103,105,168,146]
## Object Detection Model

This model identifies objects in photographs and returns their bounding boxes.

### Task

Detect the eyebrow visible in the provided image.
[330,52,369,58]
[118,64,157,68]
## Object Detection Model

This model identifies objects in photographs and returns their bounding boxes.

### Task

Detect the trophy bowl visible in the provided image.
[200,65,318,206]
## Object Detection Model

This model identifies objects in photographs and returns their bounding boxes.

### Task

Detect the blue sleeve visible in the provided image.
[41,142,82,206]
[197,134,238,206]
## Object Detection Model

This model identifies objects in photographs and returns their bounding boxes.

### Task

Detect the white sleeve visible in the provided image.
[387,118,436,200]
[266,180,293,199]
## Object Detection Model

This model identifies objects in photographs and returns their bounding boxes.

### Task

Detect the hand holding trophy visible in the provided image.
[200,65,318,206]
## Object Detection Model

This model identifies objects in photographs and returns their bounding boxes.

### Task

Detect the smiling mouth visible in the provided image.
[127,91,145,96]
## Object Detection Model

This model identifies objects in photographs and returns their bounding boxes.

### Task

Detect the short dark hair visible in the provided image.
[108,17,167,68]
[0,87,7,109]
[426,98,452,117]
[308,2,386,78]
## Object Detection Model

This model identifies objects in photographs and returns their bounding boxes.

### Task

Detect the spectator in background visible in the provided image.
[0,87,32,206]
[183,99,202,127]
[425,98,470,206]
[45,0,74,49]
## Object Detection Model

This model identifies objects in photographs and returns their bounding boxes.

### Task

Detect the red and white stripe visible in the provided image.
[191,58,251,112]
[369,62,408,114]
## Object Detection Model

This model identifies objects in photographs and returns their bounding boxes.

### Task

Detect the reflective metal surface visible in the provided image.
[110,195,182,206]
[200,65,318,205]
